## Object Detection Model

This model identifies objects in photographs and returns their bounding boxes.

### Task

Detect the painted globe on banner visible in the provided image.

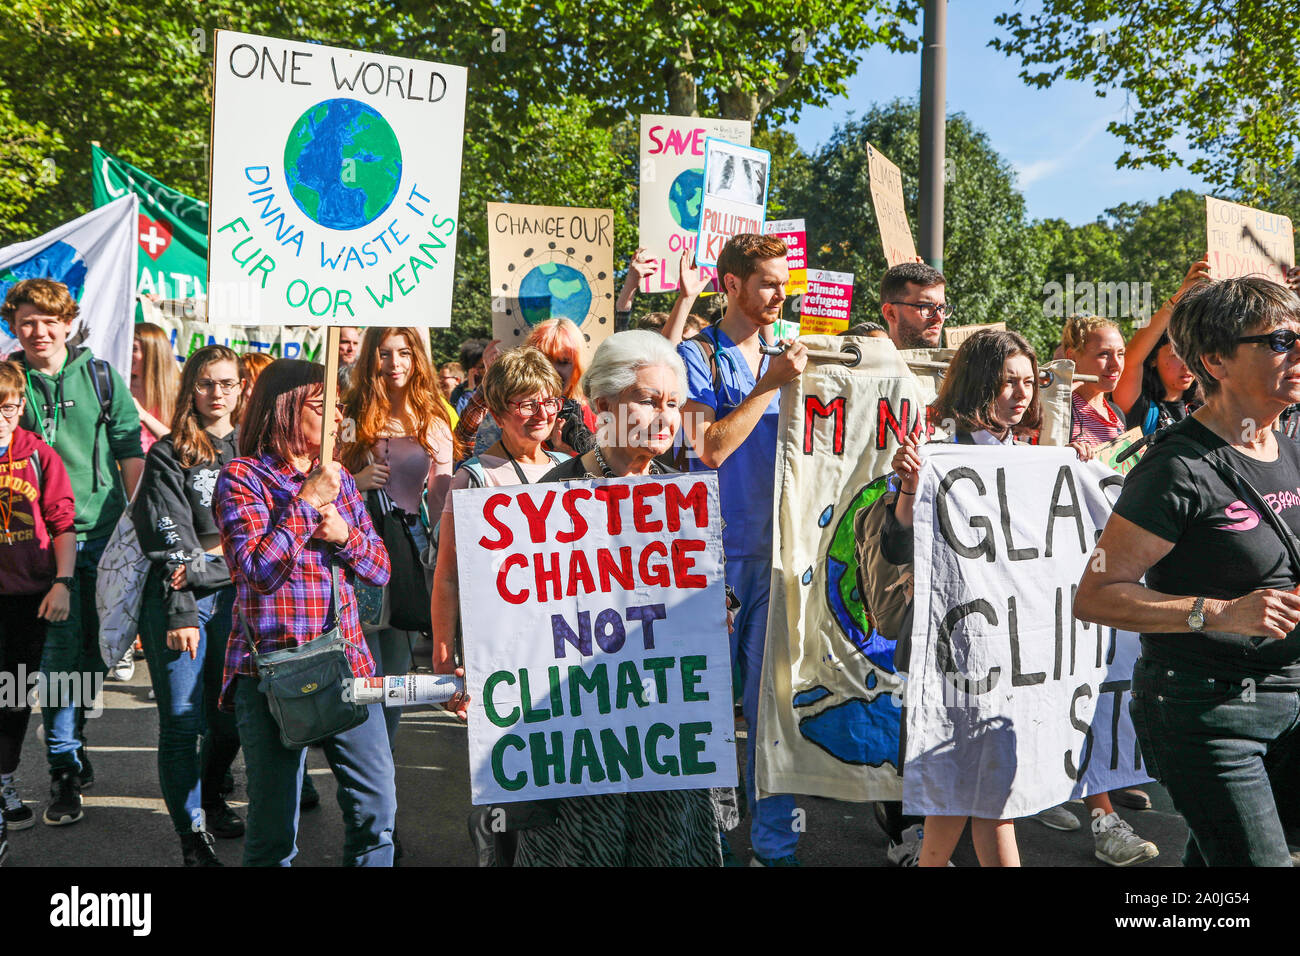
[284,99,402,231]
[518,262,592,328]
[0,241,88,303]
[668,167,704,231]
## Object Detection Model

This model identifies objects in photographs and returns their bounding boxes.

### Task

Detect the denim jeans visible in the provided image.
[40,535,109,773]
[138,567,240,835]
[367,515,426,748]
[729,556,798,860]
[1131,656,1300,866]
[234,676,396,866]
[370,627,414,749]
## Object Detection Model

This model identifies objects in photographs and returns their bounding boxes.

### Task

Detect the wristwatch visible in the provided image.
[53,576,75,589]
[1187,596,1207,632]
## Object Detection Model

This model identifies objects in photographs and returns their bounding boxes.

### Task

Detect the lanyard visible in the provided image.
[25,353,69,445]
[501,443,542,485]
[0,443,13,542]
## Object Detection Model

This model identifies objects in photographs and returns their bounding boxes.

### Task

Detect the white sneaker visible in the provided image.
[109,654,135,682]
[886,823,924,866]
[886,823,956,867]
[1093,812,1158,866]
[1033,804,1082,831]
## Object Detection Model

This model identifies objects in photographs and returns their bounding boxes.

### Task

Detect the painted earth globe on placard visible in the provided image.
[0,241,87,303]
[284,99,402,231]
[518,262,592,327]
[668,167,704,231]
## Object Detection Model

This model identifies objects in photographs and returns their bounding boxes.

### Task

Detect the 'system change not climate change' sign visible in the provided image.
[208,31,466,326]
[455,473,737,804]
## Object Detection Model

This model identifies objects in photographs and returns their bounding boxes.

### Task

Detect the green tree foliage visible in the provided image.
[385,0,922,124]
[0,0,384,244]
[788,100,1054,354]
[992,0,1300,200]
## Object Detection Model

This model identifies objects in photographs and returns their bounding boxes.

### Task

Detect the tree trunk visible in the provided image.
[664,38,697,116]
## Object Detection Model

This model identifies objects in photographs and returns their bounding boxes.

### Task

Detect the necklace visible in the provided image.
[592,445,661,478]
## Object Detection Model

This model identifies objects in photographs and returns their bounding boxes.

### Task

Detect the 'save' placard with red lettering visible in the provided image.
[637,114,751,293]
[454,473,737,804]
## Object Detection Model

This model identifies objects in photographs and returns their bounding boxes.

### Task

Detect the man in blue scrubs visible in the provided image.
[678,234,808,866]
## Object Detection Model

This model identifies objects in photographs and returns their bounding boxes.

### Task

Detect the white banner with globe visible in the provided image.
[208,30,466,327]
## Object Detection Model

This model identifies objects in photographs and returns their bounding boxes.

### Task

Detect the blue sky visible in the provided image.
[790,2,1213,226]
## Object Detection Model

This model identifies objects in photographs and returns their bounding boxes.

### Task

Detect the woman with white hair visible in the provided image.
[511,330,726,865]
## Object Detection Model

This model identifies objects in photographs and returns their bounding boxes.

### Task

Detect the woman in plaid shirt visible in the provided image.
[214,360,394,867]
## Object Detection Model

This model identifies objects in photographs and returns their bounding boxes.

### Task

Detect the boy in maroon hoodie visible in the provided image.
[0,360,76,854]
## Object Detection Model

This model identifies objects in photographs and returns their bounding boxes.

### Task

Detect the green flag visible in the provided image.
[91,144,207,302]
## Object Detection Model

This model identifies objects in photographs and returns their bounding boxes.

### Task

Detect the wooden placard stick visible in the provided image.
[319,326,342,464]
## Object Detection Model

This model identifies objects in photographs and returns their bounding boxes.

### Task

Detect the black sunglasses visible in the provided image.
[1237,329,1300,353]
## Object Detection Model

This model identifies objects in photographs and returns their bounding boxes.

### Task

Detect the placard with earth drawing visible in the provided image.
[638,114,751,295]
[487,202,615,359]
[208,30,466,327]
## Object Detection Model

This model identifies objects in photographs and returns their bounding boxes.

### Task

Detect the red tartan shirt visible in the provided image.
[214,453,390,712]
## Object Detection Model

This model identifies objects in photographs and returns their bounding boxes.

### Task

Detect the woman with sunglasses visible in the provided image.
[1077,277,1300,866]
[132,345,245,865]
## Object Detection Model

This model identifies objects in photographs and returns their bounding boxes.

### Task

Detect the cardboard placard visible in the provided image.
[799,269,854,335]
[867,143,917,267]
[208,30,467,326]
[638,114,751,293]
[487,202,615,358]
[1205,195,1295,283]
[944,321,1006,349]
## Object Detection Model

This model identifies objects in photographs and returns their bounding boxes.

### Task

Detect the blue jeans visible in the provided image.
[139,569,239,835]
[368,515,426,748]
[730,556,798,859]
[40,535,109,773]
[369,627,414,749]
[234,676,396,866]
[1131,657,1300,866]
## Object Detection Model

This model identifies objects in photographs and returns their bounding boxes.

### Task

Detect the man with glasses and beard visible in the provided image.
[879,262,952,351]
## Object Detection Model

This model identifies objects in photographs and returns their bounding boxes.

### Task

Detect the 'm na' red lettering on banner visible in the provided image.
[804,395,846,455]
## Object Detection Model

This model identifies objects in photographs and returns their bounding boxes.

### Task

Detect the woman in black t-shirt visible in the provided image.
[1077,276,1300,867]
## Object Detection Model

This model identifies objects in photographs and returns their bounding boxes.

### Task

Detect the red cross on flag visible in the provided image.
[137,214,173,260]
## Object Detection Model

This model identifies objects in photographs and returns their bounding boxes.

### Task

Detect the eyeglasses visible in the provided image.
[888,301,953,320]
[1237,329,1300,353]
[303,400,346,414]
[195,379,241,394]
[0,403,21,419]
[507,397,562,417]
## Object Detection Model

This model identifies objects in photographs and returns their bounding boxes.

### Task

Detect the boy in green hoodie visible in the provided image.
[2,278,143,827]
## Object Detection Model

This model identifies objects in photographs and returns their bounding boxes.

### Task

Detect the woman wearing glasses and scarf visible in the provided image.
[1078,277,1300,866]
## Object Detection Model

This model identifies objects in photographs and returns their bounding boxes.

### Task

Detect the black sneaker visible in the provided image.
[43,770,83,826]
[300,774,320,811]
[76,748,93,790]
[219,770,235,798]
[181,831,223,867]
[1,782,34,831]
[202,800,245,839]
